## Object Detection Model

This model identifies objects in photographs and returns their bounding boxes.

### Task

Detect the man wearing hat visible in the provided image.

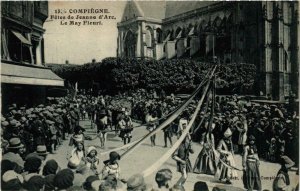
[2,170,24,190]
[3,138,26,169]
[31,114,47,147]
[47,120,58,154]
[273,156,295,191]
[27,145,49,162]
[53,112,64,146]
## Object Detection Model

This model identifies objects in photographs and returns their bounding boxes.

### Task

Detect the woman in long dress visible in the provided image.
[215,128,238,184]
[242,135,262,191]
[193,122,217,175]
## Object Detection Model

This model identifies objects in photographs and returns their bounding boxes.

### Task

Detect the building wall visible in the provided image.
[0,1,60,109]
[255,1,299,100]
[1,1,48,65]
[117,17,163,59]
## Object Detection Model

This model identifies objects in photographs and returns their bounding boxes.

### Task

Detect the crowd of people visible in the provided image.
[1,88,299,191]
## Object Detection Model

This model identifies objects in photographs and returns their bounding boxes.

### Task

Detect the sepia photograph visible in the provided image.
[0,1,299,190]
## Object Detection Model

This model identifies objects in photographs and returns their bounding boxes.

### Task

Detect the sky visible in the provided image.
[44,1,126,65]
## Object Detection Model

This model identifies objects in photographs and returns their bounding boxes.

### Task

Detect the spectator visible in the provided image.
[43,159,60,176]
[155,168,172,190]
[23,175,45,191]
[23,156,42,179]
[1,170,23,191]
[53,169,75,191]
[193,181,209,191]
[2,138,25,169]
[273,156,295,191]
[127,174,150,191]
[102,151,121,179]
[83,175,100,191]
[44,174,56,191]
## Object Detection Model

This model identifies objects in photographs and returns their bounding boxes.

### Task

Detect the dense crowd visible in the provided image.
[51,57,256,95]
[1,88,299,191]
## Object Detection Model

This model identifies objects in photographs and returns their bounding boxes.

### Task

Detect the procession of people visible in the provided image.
[1,88,299,191]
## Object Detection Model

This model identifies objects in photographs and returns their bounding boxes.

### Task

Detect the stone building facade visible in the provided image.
[1,1,64,109]
[117,1,299,101]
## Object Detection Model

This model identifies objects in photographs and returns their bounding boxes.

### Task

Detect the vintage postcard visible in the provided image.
[1,1,299,191]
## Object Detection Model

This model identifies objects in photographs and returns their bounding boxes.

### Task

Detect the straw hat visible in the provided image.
[7,138,24,149]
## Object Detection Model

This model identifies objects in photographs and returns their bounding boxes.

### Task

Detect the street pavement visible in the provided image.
[46,119,299,190]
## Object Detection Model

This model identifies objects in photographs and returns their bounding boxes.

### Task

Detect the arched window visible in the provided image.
[145,27,152,47]
[124,30,136,58]
[156,28,163,43]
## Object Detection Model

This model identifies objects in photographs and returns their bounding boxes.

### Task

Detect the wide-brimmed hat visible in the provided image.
[7,138,24,149]
[38,104,44,108]
[109,151,120,162]
[20,117,27,123]
[10,119,18,127]
[36,145,49,156]
[46,120,55,125]
[31,114,38,118]
[48,107,55,112]
[2,121,9,127]
[2,170,24,183]
[56,108,63,113]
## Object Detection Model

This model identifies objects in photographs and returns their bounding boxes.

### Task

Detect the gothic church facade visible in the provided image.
[117,1,299,101]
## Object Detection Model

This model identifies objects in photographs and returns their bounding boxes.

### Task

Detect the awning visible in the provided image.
[11,30,32,46]
[1,63,64,86]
